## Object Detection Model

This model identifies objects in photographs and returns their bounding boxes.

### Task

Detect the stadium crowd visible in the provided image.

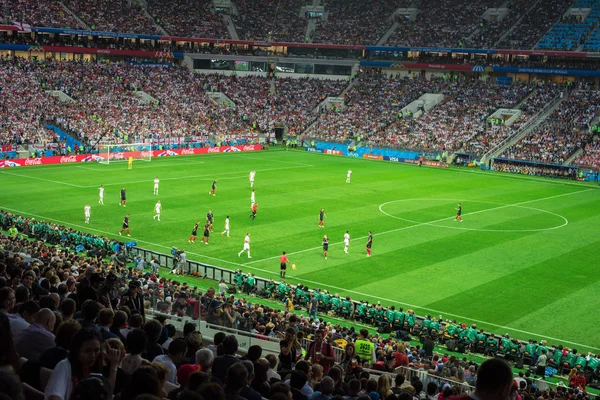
[147,0,229,39]
[232,0,308,42]
[574,136,600,168]
[387,0,500,48]
[61,0,161,34]
[491,161,577,178]
[501,90,600,165]
[495,0,572,49]
[0,208,598,400]
[0,0,84,29]
[312,0,402,45]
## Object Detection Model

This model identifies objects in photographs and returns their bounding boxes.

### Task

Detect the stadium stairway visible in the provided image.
[224,13,239,40]
[134,90,159,105]
[45,90,76,104]
[564,147,585,165]
[481,90,568,163]
[377,21,399,45]
[58,1,90,29]
[496,0,546,48]
[138,0,169,35]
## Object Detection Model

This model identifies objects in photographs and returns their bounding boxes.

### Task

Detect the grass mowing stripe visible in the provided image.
[1,201,598,351]
[246,188,592,265]
[0,170,88,188]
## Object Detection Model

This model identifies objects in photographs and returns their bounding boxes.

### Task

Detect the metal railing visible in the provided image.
[482,94,563,161]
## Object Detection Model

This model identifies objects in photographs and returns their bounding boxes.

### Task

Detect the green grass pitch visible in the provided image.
[1,149,599,352]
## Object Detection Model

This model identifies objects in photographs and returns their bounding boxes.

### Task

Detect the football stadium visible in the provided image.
[0,1,599,399]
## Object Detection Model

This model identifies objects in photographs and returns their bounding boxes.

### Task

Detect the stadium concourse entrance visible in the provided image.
[274,127,285,141]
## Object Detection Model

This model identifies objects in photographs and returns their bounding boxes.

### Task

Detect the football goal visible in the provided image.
[97,143,153,164]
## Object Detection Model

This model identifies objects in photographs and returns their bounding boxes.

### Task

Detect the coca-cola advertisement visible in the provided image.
[0,145,262,168]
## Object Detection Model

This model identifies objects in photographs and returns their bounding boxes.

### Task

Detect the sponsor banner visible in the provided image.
[40,45,184,59]
[324,149,343,156]
[491,66,600,77]
[0,145,262,168]
[403,159,449,168]
[362,154,383,160]
[305,147,322,153]
[384,156,405,163]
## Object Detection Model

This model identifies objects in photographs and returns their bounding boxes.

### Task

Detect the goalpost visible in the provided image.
[97,143,153,164]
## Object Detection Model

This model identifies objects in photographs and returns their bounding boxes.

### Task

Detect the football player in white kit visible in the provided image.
[221,215,231,237]
[153,176,160,195]
[251,189,256,207]
[84,203,91,224]
[343,230,350,253]
[98,185,104,205]
[346,169,352,183]
[238,233,251,258]
[249,170,256,188]
[153,200,162,221]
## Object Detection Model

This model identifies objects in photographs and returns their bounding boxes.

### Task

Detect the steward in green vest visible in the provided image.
[355,329,375,365]
[330,294,341,313]
[356,302,367,321]
[340,297,352,318]
[234,270,244,287]
[393,308,405,329]
[563,350,577,368]
[461,324,477,344]
[404,310,416,329]
[524,341,537,358]
[320,291,331,309]
[499,335,511,353]
[587,356,600,370]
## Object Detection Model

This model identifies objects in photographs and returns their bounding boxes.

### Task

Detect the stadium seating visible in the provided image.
[496,0,572,49]
[574,136,600,167]
[0,0,84,29]
[312,0,401,45]
[387,0,500,48]
[1,210,598,400]
[146,0,229,38]
[232,0,309,42]
[501,90,600,165]
[62,0,161,34]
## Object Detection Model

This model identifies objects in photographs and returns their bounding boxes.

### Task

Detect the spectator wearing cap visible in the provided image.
[122,280,144,318]
[153,338,188,384]
[15,307,56,362]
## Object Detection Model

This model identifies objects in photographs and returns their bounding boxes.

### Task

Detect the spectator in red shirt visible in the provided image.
[569,370,587,391]
[307,329,335,375]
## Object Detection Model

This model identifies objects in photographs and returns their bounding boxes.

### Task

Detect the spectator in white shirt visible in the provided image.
[153,338,188,384]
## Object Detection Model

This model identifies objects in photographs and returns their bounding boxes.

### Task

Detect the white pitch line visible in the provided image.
[227,152,314,167]
[246,188,594,264]
[80,164,315,188]
[1,188,598,351]
[0,170,87,188]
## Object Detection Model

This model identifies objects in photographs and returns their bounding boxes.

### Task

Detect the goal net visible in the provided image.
[97,143,153,164]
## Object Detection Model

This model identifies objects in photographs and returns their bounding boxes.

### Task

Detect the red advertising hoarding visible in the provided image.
[0,145,262,168]
[362,154,384,160]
